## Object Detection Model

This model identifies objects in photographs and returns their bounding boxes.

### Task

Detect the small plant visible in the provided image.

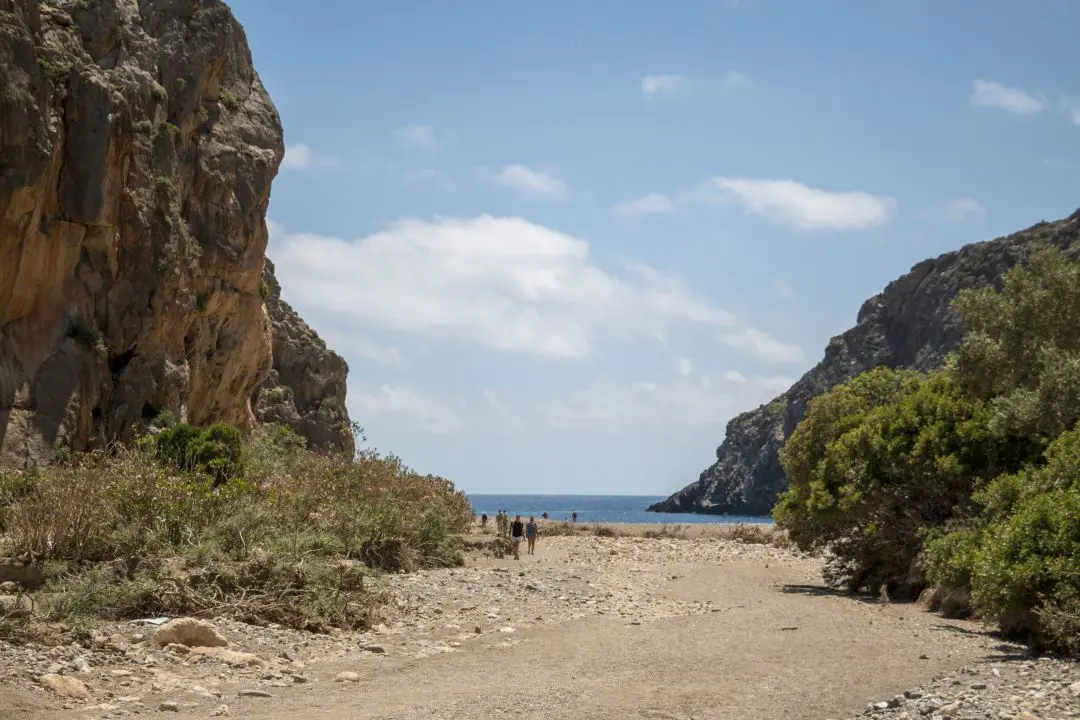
[259,279,270,299]
[133,119,153,134]
[198,106,209,124]
[150,84,167,103]
[219,89,241,111]
[36,57,69,78]
[157,122,180,142]
[195,293,207,312]
[154,176,173,194]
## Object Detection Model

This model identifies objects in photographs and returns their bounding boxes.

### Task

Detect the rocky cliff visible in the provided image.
[650,210,1080,516]
[0,0,351,467]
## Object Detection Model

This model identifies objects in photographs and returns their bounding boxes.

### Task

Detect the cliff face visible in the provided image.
[253,260,354,455]
[651,210,1080,516]
[0,0,351,466]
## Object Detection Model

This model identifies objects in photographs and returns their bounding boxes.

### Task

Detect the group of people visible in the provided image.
[480,510,539,559]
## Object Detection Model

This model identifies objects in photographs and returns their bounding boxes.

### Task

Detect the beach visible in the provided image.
[4,530,1076,719]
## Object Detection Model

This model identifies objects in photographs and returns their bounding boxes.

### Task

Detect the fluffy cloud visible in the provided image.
[544,372,793,429]
[281,143,337,171]
[942,197,986,222]
[691,177,896,231]
[641,74,691,99]
[396,124,441,151]
[970,79,1045,115]
[349,384,464,435]
[717,327,805,364]
[613,193,676,217]
[268,216,795,364]
[489,165,568,198]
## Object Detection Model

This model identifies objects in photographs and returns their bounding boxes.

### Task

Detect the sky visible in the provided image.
[227,0,1080,496]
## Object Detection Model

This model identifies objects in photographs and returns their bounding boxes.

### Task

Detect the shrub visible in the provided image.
[775,368,1029,597]
[219,89,241,111]
[925,427,1080,655]
[144,422,242,484]
[0,428,473,632]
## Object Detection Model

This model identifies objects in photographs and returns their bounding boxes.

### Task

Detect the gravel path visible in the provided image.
[2,534,1076,719]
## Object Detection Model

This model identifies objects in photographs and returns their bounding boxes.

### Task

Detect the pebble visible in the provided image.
[237,689,272,698]
[335,672,360,683]
[158,700,180,712]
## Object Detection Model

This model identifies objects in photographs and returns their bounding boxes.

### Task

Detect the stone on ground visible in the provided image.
[38,674,91,699]
[152,618,228,648]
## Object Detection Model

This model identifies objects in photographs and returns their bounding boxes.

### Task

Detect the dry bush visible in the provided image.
[591,523,617,538]
[643,523,688,539]
[0,424,472,632]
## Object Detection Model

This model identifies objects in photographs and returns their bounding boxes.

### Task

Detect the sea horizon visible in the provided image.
[465,493,773,525]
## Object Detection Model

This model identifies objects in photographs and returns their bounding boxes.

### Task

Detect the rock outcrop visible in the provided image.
[252,260,353,454]
[651,210,1080,516]
[0,0,350,467]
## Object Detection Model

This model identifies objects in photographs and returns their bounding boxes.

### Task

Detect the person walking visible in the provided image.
[509,514,525,560]
[525,516,538,556]
[480,512,488,528]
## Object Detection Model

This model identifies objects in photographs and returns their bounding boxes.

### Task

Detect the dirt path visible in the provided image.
[7,535,1015,719]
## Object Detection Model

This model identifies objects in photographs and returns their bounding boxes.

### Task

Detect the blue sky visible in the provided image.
[228,0,1080,495]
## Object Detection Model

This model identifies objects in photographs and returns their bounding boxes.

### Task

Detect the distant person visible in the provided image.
[510,514,525,560]
[541,511,549,519]
[571,510,578,524]
[526,516,538,555]
[480,512,488,528]
[496,510,505,537]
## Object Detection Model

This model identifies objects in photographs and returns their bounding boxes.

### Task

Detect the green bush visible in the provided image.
[925,427,1080,654]
[776,242,1080,655]
[775,368,1025,596]
[145,422,242,483]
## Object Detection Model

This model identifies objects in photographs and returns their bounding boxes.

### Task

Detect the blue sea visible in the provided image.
[466,494,773,525]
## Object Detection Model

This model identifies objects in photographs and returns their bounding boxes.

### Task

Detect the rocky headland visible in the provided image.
[651,211,1080,516]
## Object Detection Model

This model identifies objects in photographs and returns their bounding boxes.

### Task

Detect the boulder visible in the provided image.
[151,618,228,649]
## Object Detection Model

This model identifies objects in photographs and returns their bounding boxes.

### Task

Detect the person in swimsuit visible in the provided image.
[525,516,538,555]
[509,514,525,560]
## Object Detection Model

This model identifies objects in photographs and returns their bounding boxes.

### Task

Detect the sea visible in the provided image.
[466,494,773,525]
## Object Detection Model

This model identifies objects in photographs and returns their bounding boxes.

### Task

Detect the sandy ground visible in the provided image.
[2,531,1062,720]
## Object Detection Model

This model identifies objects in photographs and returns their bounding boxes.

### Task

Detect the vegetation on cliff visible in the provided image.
[0,422,472,637]
[775,245,1080,655]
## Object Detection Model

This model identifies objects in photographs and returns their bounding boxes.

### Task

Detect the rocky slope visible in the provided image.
[0,0,351,466]
[651,210,1080,516]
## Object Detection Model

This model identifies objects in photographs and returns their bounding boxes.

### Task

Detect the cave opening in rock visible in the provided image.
[109,345,137,377]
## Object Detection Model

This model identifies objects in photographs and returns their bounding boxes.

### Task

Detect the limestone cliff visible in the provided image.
[0,0,351,466]
[650,210,1080,516]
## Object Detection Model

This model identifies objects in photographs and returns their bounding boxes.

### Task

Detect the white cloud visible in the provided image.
[641,74,691,99]
[693,177,896,231]
[718,327,806,364]
[488,165,568,198]
[1062,96,1080,126]
[281,143,337,171]
[350,384,464,435]
[942,197,986,222]
[723,370,747,384]
[970,79,1045,115]
[771,279,797,302]
[396,124,441,151]
[544,372,793,430]
[722,71,754,90]
[613,193,676,217]
[675,357,695,376]
[268,216,791,364]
